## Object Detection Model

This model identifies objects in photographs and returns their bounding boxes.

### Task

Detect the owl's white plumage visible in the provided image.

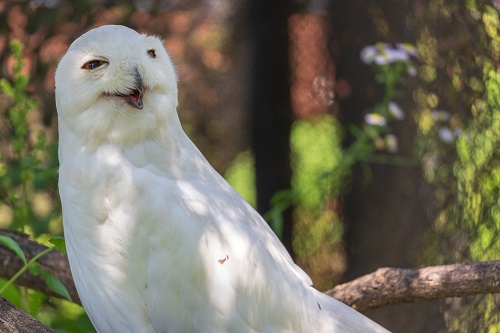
[55,25,389,333]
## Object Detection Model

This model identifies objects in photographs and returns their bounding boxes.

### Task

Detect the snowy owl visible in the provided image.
[55,25,389,333]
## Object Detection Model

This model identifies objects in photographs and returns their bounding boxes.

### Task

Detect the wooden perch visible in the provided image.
[0,296,55,333]
[326,261,500,313]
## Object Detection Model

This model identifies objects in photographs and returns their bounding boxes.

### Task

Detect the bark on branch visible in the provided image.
[0,296,55,333]
[326,261,500,313]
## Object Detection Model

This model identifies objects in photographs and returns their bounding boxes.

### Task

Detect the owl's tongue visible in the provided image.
[118,89,143,109]
[127,90,141,103]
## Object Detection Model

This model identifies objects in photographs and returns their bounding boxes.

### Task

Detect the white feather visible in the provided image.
[56,25,390,333]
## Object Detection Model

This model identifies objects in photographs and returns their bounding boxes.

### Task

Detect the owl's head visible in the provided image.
[55,25,178,147]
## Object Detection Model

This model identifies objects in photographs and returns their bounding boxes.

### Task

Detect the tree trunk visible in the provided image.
[248,0,294,255]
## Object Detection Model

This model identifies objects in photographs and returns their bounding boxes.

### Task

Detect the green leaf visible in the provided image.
[0,235,27,264]
[40,270,72,301]
[28,262,41,276]
[0,78,14,97]
[49,236,67,254]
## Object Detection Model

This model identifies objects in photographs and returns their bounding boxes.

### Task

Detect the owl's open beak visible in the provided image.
[122,86,143,109]
[107,68,144,109]
[122,69,144,109]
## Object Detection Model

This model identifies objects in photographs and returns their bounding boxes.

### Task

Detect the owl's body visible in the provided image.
[56,25,389,333]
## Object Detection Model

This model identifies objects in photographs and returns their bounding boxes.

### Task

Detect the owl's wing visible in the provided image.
[122,140,386,333]
[123,169,315,332]
[59,149,158,333]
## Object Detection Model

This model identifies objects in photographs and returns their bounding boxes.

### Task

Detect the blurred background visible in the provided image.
[0,0,498,332]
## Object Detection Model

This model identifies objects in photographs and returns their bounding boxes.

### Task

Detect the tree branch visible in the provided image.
[0,229,499,329]
[0,296,55,333]
[326,261,500,313]
[0,230,80,304]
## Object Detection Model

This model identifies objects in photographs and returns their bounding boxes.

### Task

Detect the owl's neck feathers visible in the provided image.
[57,89,189,162]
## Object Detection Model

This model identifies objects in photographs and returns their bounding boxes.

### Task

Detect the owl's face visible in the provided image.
[55,25,178,147]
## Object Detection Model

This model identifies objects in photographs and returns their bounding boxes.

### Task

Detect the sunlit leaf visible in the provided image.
[50,236,67,254]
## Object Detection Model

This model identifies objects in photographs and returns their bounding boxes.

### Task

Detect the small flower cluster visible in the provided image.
[431,110,462,143]
[364,101,406,153]
[364,113,387,126]
[364,100,405,126]
[359,42,418,154]
[360,42,417,66]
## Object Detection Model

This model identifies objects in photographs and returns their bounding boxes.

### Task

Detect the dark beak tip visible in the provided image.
[127,98,144,109]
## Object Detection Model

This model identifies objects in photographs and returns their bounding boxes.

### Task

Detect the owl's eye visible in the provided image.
[147,49,156,58]
[82,60,107,70]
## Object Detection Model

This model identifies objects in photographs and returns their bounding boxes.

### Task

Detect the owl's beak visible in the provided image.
[107,68,144,109]
[124,69,144,109]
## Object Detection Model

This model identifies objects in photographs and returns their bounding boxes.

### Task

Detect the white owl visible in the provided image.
[55,25,389,333]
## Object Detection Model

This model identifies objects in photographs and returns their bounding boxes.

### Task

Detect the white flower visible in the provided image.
[361,42,417,66]
[407,66,417,77]
[362,42,418,67]
[438,127,454,143]
[360,46,377,64]
[374,48,409,65]
[396,43,418,57]
[388,101,405,120]
[385,134,398,153]
[364,113,387,126]
[387,48,410,62]
[431,110,451,122]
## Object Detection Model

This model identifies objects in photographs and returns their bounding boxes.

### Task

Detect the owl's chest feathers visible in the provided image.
[63,141,232,306]
[61,143,155,247]
[62,140,209,259]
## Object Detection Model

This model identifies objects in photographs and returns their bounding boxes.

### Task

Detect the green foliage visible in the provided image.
[455,62,500,261]
[289,116,345,288]
[0,40,92,331]
[414,1,499,330]
[417,0,500,273]
[39,270,72,302]
[264,189,299,238]
[291,116,342,208]
[224,150,256,208]
[49,236,67,254]
[0,42,59,234]
[0,235,27,264]
[0,41,38,232]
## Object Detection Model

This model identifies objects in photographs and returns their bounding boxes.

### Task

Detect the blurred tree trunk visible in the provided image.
[248,0,294,255]
[330,1,446,332]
